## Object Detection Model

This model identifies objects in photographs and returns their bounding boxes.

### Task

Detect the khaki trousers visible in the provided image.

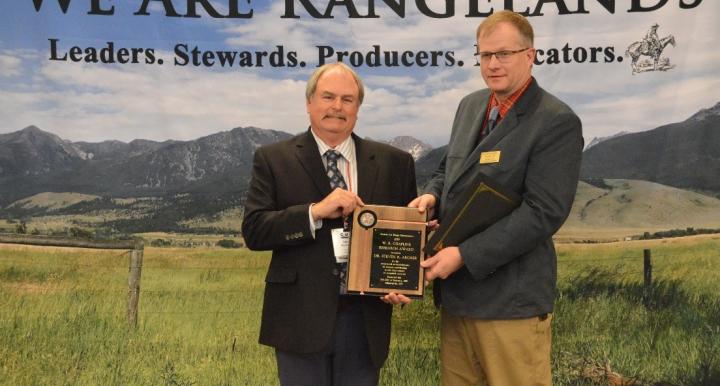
[440,310,552,386]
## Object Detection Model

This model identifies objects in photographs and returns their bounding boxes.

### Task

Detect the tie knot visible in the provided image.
[325,150,341,163]
[486,106,500,134]
[489,106,499,122]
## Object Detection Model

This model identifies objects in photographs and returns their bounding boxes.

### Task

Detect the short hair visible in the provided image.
[305,62,365,105]
[476,10,534,48]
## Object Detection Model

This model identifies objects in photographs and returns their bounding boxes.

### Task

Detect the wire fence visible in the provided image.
[3,238,717,386]
[1,239,718,320]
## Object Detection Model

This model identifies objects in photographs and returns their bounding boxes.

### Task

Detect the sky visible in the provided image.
[1,0,718,147]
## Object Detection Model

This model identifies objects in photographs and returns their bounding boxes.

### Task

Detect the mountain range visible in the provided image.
[0,126,435,208]
[0,125,292,207]
[1,101,718,235]
[584,131,628,150]
[380,136,432,160]
[416,102,720,194]
[580,102,720,194]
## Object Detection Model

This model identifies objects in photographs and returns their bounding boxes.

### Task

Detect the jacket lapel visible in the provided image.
[295,129,332,198]
[448,96,492,186]
[354,134,377,203]
[480,79,539,151]
[462,101,489,160]
[449,79,540,190]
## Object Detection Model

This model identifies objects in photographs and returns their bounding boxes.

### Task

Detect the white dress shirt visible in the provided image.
[307,130,358,236]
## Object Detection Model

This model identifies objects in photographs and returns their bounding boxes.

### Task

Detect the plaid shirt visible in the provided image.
[483,76,534,131]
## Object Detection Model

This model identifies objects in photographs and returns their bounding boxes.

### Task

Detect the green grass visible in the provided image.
[8,192,100,210]
[553,236,720,386]
[1,236,719,385]
[0,246,274,386]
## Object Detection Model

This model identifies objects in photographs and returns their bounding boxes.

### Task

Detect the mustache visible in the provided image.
[324,114,347,120]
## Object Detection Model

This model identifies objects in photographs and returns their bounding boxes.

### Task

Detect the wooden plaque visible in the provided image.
[347,205,427,297]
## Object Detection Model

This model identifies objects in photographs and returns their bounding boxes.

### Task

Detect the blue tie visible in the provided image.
[325,149,349,294]
[325,150,347,190]
[487,106,499,134]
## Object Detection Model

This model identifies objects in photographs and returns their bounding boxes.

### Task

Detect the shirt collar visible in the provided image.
[489,76,534,118]
[310,128,355,162]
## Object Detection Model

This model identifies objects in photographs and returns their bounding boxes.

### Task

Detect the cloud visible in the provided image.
[0,54,22,76]
[529,9,720,141]
[0,47,469,145]
[577,76,720,139]
[1,1,719,148]
[0,50,309,142]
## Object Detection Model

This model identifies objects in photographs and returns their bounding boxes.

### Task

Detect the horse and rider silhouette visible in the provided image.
[625,24,676,74]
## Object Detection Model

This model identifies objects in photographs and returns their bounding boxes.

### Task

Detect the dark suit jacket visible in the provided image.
[424,78,583,319]
[242,130,417,367]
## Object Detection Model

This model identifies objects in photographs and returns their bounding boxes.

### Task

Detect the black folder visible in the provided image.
[426,172,521,254]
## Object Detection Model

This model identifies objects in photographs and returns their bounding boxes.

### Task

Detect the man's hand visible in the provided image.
[311,188,364,220]
[421,246,464,281]
[408,194,436,220]
[381,292,412,306]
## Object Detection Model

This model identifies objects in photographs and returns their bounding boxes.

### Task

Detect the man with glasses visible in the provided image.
[410,11,583,386]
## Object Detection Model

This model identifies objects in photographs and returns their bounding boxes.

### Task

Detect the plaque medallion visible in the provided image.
[358,210,377,229]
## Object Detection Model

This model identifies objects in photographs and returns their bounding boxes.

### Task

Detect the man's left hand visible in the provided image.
[421,246,464,281]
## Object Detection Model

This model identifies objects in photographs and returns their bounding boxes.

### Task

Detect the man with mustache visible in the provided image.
[242,62,416,385]
[410,11,583,386]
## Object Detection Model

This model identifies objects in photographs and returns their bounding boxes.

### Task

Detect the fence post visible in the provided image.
[127,241,144,328]
[0,233,145,328]
[643,249,652,307]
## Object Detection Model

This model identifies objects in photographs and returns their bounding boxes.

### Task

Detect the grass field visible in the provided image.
[1,235,718,385]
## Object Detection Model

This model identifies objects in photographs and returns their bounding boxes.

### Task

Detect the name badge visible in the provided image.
[479,151,501,164]
[331,228,350,263]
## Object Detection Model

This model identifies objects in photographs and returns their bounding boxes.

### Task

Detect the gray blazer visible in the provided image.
[424,78,583,319]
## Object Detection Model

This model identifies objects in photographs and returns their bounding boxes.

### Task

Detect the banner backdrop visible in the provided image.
[1,1,719,236]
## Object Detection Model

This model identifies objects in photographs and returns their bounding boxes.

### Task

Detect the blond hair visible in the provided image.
[476,10,534,47]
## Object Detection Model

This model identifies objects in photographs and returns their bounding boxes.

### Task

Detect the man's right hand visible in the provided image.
[311,188,364,220]
[408,194,436,220]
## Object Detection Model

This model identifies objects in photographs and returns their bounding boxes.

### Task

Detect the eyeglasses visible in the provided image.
[477,48,530,63]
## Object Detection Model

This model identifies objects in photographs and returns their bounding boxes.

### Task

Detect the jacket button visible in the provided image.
[332,268,339,276]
